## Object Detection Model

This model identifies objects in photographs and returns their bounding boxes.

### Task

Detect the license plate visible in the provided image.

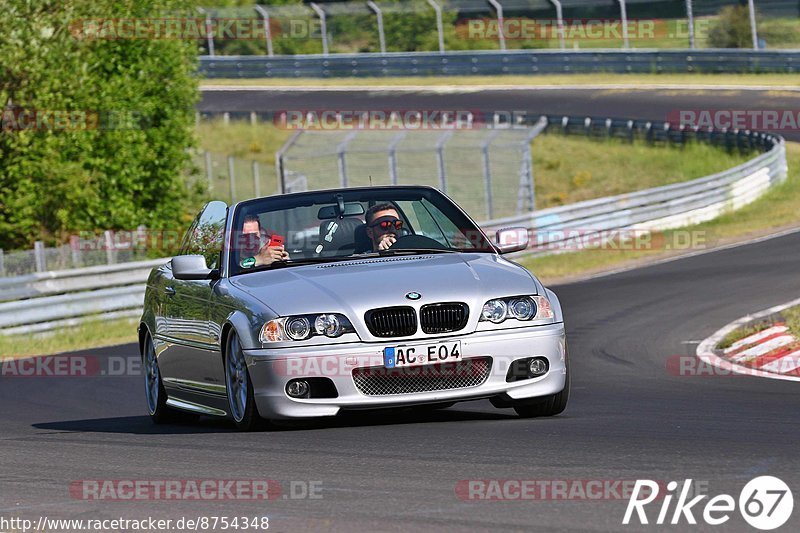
[383,341,462,369]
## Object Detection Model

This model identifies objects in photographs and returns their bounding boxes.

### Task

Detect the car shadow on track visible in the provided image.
[31,403,522,434]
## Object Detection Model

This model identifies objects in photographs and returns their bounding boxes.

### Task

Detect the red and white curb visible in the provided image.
[697,297,800,382]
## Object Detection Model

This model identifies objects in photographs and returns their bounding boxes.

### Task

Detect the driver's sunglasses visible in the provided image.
[370,218,403,231]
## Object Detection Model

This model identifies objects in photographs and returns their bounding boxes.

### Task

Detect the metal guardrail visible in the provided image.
[199,49,800,78]
[0,118,787,336]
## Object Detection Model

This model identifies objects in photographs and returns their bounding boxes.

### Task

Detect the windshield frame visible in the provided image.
[225,186,497,277]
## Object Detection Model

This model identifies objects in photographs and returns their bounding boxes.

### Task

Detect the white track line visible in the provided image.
[730,335,796,363]
[696,297,800,382]
[200,84,800,93]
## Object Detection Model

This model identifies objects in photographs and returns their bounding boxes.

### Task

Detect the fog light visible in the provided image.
[286,379,310,398]
[528,357,548,377]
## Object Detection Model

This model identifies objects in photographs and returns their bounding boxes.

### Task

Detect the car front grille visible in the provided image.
[420,302,469,334]
[352,357,492,396]
[365,306,417,337]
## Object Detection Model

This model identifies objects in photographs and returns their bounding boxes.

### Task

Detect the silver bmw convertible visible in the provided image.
[139,186,569,431]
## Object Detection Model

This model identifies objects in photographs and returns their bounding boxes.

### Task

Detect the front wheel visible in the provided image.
[225,332,266,431]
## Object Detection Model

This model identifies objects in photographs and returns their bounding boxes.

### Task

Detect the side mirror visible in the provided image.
[172,255,216,280]
[495,227,529,254]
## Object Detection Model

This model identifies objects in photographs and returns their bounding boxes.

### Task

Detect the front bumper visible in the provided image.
[243,323,566,419]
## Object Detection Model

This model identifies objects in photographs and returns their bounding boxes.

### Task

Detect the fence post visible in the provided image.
[69,235,82,268]
[481,130,501,220]
[252,160,261,198]
[198,8,215,56]
[275,130,304,194]
[487,0,506,51]
[104,231,115,265]
[337,131,359,188]
[309,3,329,56]
[617,0,629,49]
[387,131,407,185]
[0,249,5,277]
[250,111,257,126]
[548,0,565,50]
[685,0,695,49]
[254,5,274,57]
[426,0,445,53]
[228,156,237,202]
[34,241,46,272]
[223,112,230,126]
[367,1,387,55]
[435,130,453,194]
[205,151,213,192]
[747,0,759,50]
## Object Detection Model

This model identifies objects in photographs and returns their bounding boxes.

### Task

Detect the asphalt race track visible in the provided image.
[199,87,800,141]
[3,228,800,532]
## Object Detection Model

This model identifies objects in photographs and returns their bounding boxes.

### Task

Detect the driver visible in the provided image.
[239,215,289,268]
[365,203,404,251]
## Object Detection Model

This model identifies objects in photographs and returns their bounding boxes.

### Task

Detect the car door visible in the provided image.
[159,201,227,395]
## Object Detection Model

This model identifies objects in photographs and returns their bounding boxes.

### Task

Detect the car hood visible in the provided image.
[228,253,537,319]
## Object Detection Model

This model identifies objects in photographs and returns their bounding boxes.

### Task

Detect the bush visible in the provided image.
[0,0,199,250]
[708,4,755,49]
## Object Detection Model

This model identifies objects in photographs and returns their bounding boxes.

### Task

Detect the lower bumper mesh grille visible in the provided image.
[352,357,492,396]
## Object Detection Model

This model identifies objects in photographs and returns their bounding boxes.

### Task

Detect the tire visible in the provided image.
[513,346,570,418]
[224,332,266,432]
[143,331,198,424]
[513,375,569,418]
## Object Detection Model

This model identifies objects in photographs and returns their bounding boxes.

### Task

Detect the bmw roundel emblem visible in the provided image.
[405,292,422,301]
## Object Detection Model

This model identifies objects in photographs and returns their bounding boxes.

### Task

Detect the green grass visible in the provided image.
[782,306,800,339]
[717,320,775,350]
[200,73,800,88]
[0,317,138,359]
[521,142,800,284]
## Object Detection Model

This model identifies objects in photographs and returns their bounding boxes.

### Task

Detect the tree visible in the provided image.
[0,0,198,250]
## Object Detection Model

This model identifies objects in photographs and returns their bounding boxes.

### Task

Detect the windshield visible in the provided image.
[229,187,495,275]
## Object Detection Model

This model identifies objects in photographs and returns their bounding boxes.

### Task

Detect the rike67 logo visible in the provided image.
[623,476,793,530]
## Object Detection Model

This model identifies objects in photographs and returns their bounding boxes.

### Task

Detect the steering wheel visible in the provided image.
[389,234,449,250]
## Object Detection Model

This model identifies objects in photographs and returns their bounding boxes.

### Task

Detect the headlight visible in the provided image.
[260,313,355,343]
[286,317,311,340]
[481,299,508,323]
[315,314,343,337]
[479,295,554,324]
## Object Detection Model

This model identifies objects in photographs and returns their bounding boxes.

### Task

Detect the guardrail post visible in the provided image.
[309,3,329,56]
[33,241,46,272]
[747,0,759,50]
[197,8,215,56]
[250,111,257,126]
[252,160,261,198]
[254,5,274,57]
[0,249,5,277]
[435,130,454,194]
[548,0,565,50]
[487,0,506,51]
[685,0,695,49]
[367,1,387,55]
[223,112,230,126]
[426,0,446,53]
[617,0,629,49]
[228,155,237,202]
[387,131,407,185]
